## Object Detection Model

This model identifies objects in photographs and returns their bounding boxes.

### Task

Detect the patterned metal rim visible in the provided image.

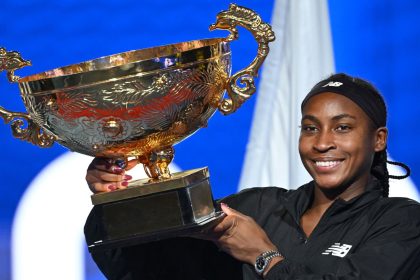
[18,38,229,94]
[19,50,231,96]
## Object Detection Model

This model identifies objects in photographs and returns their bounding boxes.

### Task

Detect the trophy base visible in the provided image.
[87,167,222,252]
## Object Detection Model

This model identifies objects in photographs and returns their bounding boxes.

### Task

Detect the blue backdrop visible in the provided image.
[0,0,419,279]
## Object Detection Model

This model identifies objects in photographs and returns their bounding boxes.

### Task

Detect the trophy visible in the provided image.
[0,4,275,250]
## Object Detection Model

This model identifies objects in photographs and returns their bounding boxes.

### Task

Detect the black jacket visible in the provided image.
[85,179,420,279]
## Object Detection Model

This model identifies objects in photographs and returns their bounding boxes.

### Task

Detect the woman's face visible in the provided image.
[299,92,387,191]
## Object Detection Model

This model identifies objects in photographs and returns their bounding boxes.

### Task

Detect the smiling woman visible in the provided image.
[84,73,420,279]
[297,73,410,242]
[300,73,409,197]
[299,93,382,194]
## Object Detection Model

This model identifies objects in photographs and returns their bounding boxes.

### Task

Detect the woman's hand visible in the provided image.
[208,203,283,268]
[85,157,138,193]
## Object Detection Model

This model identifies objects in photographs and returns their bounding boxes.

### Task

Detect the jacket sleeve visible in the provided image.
[265,200,420,280]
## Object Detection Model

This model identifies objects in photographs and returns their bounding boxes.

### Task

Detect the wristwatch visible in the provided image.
[254,250,282,277]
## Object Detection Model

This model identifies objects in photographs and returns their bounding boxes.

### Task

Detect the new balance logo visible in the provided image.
[322,81,343,87]
[322,243,352,258]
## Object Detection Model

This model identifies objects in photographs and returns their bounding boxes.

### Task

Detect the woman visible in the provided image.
[85,73,420,279]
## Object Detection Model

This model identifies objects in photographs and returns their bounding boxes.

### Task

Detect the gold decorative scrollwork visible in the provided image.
[210,4,276,115]
[137,147,175,180]
[0,47,56,147]
[0,107,55,147]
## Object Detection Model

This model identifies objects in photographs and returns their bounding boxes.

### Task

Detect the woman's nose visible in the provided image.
[313,130,336,152]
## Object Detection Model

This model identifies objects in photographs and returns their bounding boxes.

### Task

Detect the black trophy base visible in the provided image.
[87,167,223,252]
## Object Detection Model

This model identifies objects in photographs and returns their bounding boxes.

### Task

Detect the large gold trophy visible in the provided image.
[0,4,274,250]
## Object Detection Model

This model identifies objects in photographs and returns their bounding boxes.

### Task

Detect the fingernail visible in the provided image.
[220,202,228,208]
[124,175,132,180]
[121,181,129,187]
[108,184,117,191]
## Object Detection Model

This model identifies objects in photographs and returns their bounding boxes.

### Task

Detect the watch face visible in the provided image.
[256,256,266,270]
[255,251,281,276]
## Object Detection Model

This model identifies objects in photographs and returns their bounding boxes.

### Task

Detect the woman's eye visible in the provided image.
[336,124,351,131]
[301,125,318,132]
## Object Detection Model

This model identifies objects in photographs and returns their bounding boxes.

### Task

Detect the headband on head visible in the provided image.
[301,75,387,128]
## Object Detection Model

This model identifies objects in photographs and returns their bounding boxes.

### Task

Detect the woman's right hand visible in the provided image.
[85,157,138,193]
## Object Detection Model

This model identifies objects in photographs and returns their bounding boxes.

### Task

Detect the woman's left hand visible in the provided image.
[208,203,280,265]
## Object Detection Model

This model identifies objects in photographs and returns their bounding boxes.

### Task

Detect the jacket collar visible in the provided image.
[280,177,383,226]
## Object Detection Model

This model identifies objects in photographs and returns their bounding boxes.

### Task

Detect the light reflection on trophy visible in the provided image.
[0,4,274,250]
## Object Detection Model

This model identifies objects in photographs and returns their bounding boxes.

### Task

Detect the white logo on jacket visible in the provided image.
[322,81,343,87]
[322,243,352,258]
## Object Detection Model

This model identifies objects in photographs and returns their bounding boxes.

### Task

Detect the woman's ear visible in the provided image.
[374,127,388,152]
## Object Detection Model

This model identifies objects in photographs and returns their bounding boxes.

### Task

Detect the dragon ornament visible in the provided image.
[210,4,275,115]
[0,47,55,147]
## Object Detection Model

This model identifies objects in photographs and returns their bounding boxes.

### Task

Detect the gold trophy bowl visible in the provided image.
[1,4,274,250]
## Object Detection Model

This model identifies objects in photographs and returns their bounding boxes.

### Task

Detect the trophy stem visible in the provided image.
[137,147,175,180]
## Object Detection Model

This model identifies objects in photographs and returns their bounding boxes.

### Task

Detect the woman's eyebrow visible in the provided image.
[301,115,319,123]
[332,114,356,121]
[301,114,356,123]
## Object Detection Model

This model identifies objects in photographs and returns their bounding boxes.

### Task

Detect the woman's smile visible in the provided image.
[313,158,344,170]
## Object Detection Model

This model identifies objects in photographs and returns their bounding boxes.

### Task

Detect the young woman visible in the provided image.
[85,73,420,279]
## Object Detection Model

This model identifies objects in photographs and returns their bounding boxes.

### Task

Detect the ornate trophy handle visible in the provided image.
[0,47,55,147]
[210,4,275,115]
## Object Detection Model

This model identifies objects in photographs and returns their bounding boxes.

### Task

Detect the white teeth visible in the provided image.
[315,161,340,167]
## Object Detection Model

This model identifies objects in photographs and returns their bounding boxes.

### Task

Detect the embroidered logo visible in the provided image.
[322,243,352,258]
[322,81,343,87]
